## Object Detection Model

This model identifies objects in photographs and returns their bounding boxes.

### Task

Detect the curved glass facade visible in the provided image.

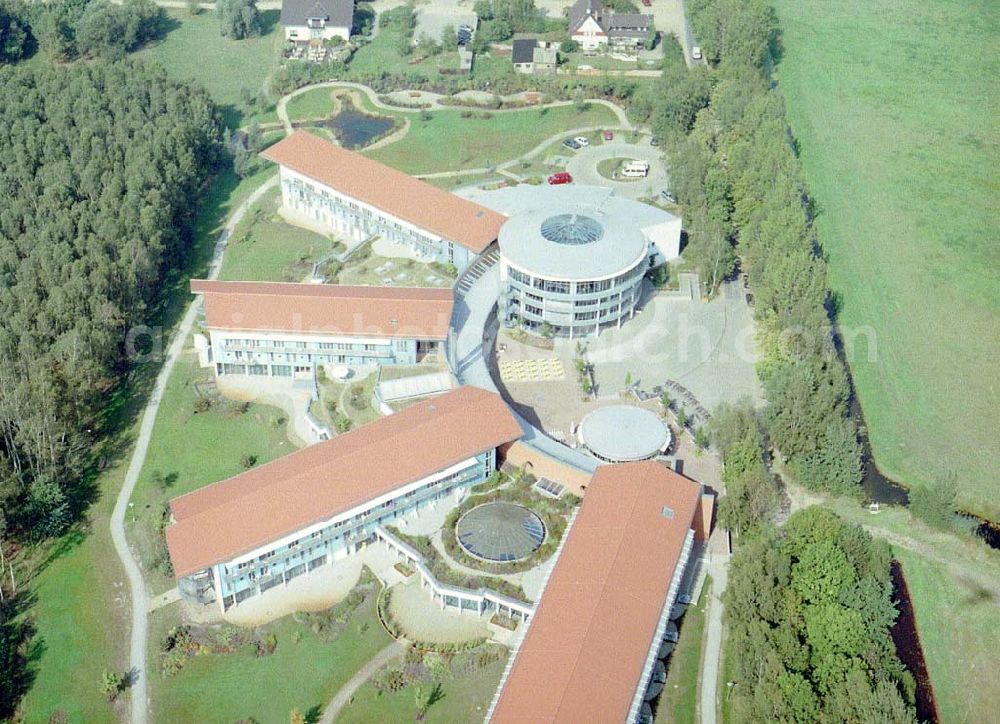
[499,257,647,338]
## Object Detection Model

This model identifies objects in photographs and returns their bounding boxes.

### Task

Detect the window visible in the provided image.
[543,280,570,294]
[525,304,543,316]
[577,279,611,294]
[258,550,275,562]
[574,311,597,321]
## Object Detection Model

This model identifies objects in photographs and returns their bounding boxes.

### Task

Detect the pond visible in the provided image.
[307,99,396,150]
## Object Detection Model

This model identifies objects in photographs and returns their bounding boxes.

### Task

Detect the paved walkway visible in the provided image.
[318,639,409,724]
[110,174,278,724]
[698,549,730,724]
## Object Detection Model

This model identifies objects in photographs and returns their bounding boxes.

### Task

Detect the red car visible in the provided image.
[641,0,651,6]
[603,129,614,141]
[548,172,573,185]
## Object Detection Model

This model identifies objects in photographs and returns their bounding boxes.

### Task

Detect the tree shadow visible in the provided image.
[303,704,323,723]
[0,590,43,720]
[259,10,281,36]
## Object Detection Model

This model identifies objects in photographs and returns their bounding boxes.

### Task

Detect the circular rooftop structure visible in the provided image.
[498,205,647,281]
[578,405,671,463]
[455,502,546,563]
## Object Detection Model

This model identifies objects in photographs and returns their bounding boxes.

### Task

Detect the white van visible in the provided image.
[622,160,649,178]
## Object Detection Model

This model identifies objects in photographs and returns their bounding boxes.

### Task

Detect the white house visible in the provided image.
[568,0,653,52]
[280,0,355,42]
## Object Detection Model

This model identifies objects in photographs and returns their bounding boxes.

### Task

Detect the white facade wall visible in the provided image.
[279,166,473,272]
[284,23,350,42]
[642,216,683,267]
[572,16,608,50]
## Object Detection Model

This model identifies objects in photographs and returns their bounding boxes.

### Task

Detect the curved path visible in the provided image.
[318,639,408,724]
[110,174,279,724]
[276,80,631,136]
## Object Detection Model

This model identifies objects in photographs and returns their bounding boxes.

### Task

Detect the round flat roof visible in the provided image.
[579,405,670,462]
[499,204,648,280]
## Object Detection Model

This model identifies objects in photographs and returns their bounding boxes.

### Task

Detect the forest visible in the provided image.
[0,60,224,544]
[725,508,916,721]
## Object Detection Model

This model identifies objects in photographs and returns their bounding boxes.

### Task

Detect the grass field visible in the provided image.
[219,187,340,282]
[126,341,295,593]
[149,591,393,722]
[336,655,508,724]
[137,9,282,128]
[364,103,618,175]
[655,575,710,724]
[893,548,1000,723]
[771,0,1000,518]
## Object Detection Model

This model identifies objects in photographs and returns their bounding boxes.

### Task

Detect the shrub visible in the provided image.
[255,632,278,657]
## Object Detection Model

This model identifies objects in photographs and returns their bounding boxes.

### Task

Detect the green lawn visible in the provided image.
[137,9,283,128]
[150,592,393,722]
[772,0,1000,518]
[336,655,508,724]
[17,165,279,722]
[893,548,1000,723]
[655,576,710,724]
[126,341,295,594]
[363,102,619,175]
[286,86,339,122]
[219,186,340,282]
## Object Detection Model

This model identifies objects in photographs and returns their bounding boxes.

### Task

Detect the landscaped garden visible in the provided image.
[336,641,509,724]
[149,569,394,722]
[363,102,619,175]
[218,186,343,282]
[127,340,294,594]
[772,0,1000,518]
[440,471,579,575]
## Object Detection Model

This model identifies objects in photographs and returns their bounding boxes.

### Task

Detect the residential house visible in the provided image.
[568,0,653,52]
[280,0,355,43]
[512,38,558,74]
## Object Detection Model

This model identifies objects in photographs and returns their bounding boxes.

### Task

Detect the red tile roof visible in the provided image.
[490,461,702,724]
[191,280,453,340]
[261,131,507,253]
[166,386,523,578]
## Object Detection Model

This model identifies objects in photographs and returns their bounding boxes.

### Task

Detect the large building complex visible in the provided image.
[262,131,507,273]
[487,462,706,723]
[166,386,523,612]
[497,205,660,337]
[191,280,453,377]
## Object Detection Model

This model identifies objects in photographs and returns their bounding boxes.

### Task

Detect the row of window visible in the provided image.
[507,266,644,295]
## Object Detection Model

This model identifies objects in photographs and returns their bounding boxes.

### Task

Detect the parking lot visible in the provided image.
[414,0,477,44]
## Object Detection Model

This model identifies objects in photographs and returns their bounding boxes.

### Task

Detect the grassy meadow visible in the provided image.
[772,0,1000,517]
[137,9,282,128]
[218,187,340,282]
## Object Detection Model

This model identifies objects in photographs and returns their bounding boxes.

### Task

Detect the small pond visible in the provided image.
[306,99,396,149]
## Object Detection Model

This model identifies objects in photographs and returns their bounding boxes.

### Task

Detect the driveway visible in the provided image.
[564,137,668,199]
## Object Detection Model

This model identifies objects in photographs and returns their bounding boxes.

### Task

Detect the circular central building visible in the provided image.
[498,205,649,338]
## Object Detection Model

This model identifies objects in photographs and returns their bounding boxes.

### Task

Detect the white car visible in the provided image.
[692,46,703,60]
[573,136,590,147]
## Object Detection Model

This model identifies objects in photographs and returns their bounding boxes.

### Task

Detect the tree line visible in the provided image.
[725,507,916,721]
[0,60,225,542]
[649,0,863,525]
[0,0,164,62]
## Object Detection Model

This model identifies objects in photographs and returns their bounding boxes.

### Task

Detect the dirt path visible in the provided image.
[319,639,408,724]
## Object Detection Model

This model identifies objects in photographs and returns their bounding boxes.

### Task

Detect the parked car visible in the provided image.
[548,172,573,185]
[660,189,676,203]
[458,23,474,32]
[573,136,590,147]
[603,129,614,141]
[692,46,703,60]
[650,136,660,147]
[563,138,581,150]
[641,0,651,6]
